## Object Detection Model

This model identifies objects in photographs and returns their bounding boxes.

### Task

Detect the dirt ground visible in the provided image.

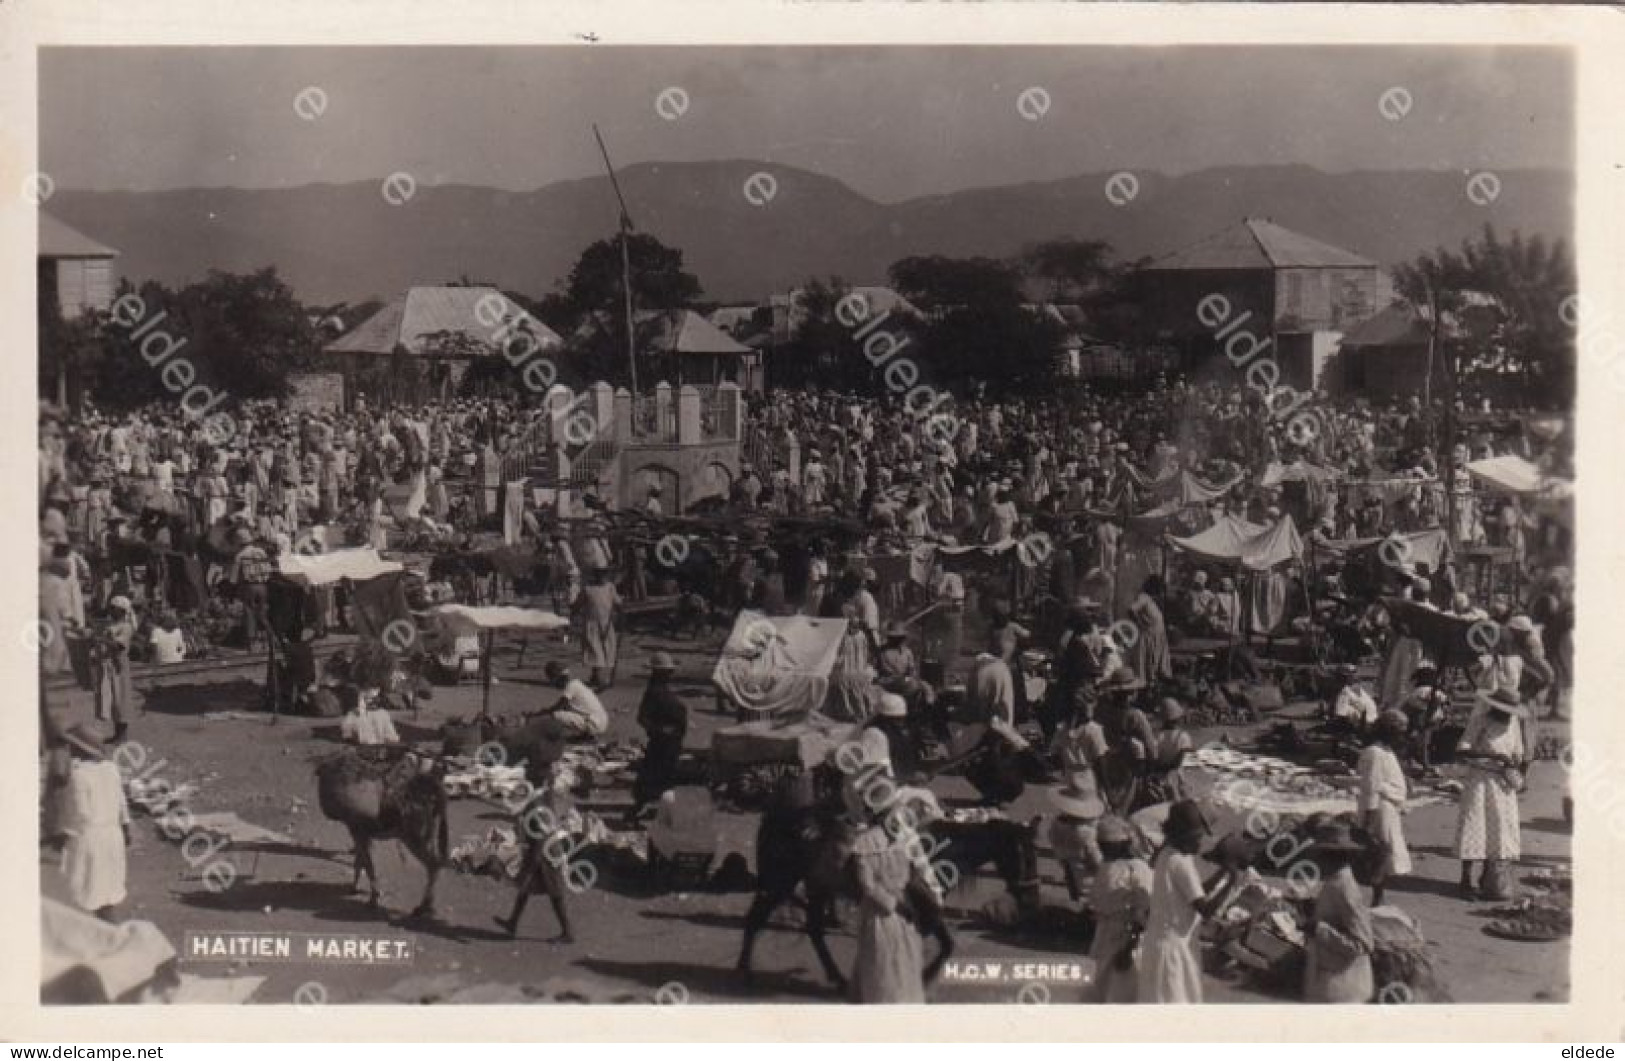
[41,626,1571,1006]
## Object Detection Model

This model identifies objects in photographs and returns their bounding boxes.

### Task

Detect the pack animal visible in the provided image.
[315,748,449,919]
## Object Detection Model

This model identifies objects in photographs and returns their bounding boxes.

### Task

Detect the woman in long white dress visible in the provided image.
[1356,710,1412,906]
[1454,688,1528,901]
[1137,800,1237,1004]
[847,819,929,1004]
[60,729,130,919]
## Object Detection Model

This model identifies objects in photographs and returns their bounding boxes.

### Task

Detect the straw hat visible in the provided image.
[1162,799,1209,844]
[1311,819,1366,855]
[647,651,678,674]
[883,622,909,642]
[1159,697,1187,724]
[1095,815,1134,846]
[875,692,908,719]
[61,723,108,759]
[1050,774,1105,819]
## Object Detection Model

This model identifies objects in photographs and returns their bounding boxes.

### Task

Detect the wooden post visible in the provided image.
[479,629,494,720]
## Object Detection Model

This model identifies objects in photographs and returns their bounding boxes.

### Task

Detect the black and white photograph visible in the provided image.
[19,19,1608,1030]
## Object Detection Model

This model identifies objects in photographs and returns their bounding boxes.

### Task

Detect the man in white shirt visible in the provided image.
[543,661,609,739]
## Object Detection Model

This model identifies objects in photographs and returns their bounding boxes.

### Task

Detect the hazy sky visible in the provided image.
[40,46,1572,200]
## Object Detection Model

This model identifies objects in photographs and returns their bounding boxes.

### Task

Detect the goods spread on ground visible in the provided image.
[1483,891,1572,942]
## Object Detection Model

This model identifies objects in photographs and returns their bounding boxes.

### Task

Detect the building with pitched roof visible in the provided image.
[325,284,562,358]
[1141,217,1388,390]
[573,308,759,389]
[38,213,118,319]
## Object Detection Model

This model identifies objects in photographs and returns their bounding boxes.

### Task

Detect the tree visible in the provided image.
[782,277,862,390]
[889,255,1024,313]
[887,255,1062,392]
[1022,237,1115,302]
[1394,225,1575,406]
[562,232,702,318]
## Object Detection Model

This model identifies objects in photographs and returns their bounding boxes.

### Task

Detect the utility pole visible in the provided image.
[593,124,639,394]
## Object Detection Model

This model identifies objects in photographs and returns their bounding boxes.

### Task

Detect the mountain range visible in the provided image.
[45,161,1573,307]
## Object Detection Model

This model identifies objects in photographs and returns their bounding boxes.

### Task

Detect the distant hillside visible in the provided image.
[47,161,1572,306]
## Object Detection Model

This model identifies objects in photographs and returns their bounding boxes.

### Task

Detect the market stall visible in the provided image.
[427,604,571,718]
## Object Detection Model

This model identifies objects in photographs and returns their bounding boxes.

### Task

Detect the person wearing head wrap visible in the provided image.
[1356,710,1413,905]
[1089,814,1154,1003]
[93,597,138,744]
[845,748,934,1003]
[627,652,687,822]
[577,564,620,690]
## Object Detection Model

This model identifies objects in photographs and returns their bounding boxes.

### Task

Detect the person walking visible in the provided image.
[577,565,620,690]
[495,755,576,944]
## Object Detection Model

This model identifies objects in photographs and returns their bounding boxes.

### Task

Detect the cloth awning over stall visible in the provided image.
[428,604,570,636]
[1168,514,1303,571]
[1260,460,1341,488]
[711,609,847,717]
[276,547,403,585]
[1312,528,1450,573]
[1159,468,1245,505]
[1466,454,1572,497]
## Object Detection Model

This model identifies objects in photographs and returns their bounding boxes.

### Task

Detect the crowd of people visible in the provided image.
[38,372,1575,1003]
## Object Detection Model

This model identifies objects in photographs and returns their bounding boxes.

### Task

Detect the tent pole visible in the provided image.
[480,629,493,720]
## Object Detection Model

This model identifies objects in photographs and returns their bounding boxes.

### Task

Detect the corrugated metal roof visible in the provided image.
[326,286,563,356]
[1148,218,1375,271]
[1339,303,1428,348]
[38,213,118,259]
[576,309,751,356]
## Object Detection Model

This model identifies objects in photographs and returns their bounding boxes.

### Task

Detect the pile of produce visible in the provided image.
[1483,893,1572,942]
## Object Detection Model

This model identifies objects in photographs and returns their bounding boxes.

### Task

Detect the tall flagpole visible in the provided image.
[593,124,639,394]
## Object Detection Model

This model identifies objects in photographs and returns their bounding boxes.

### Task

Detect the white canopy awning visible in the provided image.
[1467,454,1573,498]
[276,547,403,586]
[429,604,570,636]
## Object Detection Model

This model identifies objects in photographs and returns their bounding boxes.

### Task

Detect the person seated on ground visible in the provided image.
[864,692,923,782]
[1184,570,1217,634]
[1328,664,1379,735]
[147,610,187,665]
[875,621,935,708]
[1145,697,1196,802]
[539,660,609,741]
[339,685,401,746]
[1398,666,1450,771]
